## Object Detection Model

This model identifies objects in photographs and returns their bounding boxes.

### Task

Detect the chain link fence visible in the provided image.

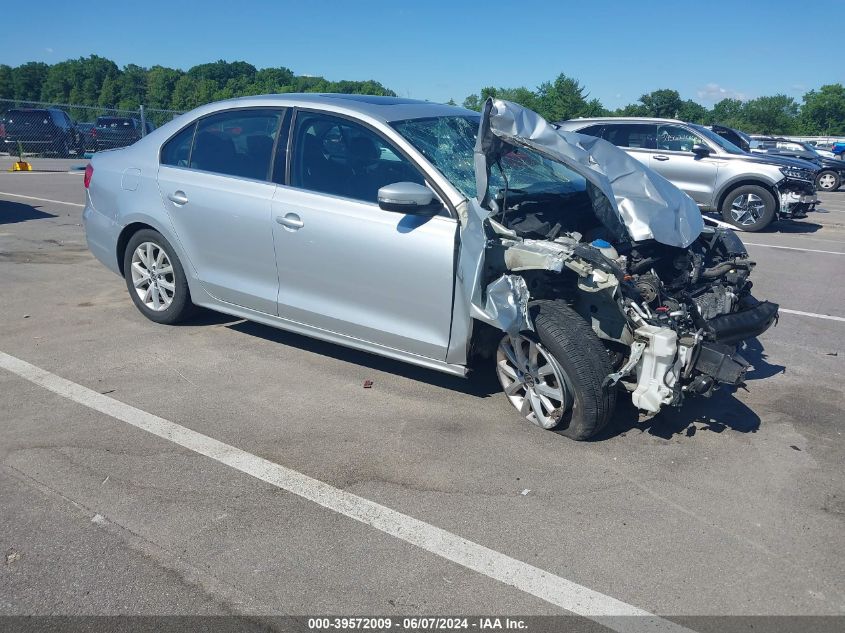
[0,98,183,159]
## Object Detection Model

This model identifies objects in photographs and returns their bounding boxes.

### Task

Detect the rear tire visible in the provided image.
[721,184,776,232]
[496,300,616,440]
[123,229,195,325]
[816,170,841,192]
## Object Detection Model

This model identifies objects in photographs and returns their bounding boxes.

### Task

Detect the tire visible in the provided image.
[495,300,616,440]
[123,229,195,324]
[720,184,776,232]
[816,170,841,192]
[54,137,71,158]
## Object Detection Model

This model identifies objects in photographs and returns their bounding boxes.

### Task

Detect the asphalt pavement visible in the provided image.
[0,165,843,628]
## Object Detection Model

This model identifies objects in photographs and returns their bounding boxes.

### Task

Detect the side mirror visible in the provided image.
[377,182,441,216]
[691,143,711,157]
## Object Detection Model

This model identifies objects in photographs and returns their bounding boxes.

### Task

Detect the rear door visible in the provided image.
[157,107,286,314]
[600,122,658,169]
[271,109,457,360]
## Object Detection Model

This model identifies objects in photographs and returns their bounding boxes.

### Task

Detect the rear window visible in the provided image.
[96,118,135,128]
[5,111,53,126]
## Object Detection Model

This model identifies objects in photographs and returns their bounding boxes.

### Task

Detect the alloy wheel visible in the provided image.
[130,241,175,311]
[496,334,572,429]
[729,193,766,227]
[818,173,837,190]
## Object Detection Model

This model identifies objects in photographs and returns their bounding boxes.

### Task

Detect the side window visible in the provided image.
[576,124,604,137]
[161,123,196,167]
[602,124,657,149]
[189,109,284,180]
[657,125,705,152]
[290,111,425,204]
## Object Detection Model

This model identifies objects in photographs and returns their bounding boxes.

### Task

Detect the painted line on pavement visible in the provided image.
[0,191,84,207]
[743,242,844,255]
[779,308,845,323]
[0,350,692,633]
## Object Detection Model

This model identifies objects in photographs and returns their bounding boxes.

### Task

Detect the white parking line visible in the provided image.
[0,350,691,633]
[743,242,844,255]
[779,308,845,323]
[0,191,84,208]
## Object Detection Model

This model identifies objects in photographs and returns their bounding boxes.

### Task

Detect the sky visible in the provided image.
[4,0,843,108]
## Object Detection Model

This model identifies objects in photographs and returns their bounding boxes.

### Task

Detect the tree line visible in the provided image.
[0,56,394,123]
[1,56,843,136]
[459,74,845,136]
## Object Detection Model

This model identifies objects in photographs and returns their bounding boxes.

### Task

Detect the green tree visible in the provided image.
[97,74,120,108]
[534,73,590,121]
[146,66,183,110]
[12,62,48,101]
[676,99,708,123]
[0,64,14,99]
[799,84,845,135]
[710,98,744,126]
[741,94,798,134]
[462,94,482,111]
[116,64,147,110]
[637,89,683,118]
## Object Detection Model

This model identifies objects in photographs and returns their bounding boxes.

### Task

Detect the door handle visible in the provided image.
[167,190,189,205]
[653,155,670,161]
[276,213,304,230]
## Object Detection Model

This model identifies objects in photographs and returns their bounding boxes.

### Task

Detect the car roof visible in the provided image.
[560,116,687,125]
[185,93,477,123]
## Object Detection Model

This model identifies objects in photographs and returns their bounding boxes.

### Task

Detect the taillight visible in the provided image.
[84,164,93,189]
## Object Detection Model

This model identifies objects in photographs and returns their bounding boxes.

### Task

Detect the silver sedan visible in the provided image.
[84,95,777,440]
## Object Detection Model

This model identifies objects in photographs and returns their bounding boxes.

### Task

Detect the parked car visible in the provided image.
[76,122,97,153]
[1,108,82,157]
[831,141,845,160]
[749,135,845,191]
[92,116,155,151]
[83,95,779,440]
[558,117,817,230]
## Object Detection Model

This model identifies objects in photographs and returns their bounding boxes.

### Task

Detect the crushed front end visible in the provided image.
[777,167,818,219]
[465,98,779,418]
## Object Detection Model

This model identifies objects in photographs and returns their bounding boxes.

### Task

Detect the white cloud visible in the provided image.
[45,47,54,53]
[697,83,747,102]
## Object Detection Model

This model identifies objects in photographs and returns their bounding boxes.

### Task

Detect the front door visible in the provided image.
[650,124,720,207]
[271,110,457,360]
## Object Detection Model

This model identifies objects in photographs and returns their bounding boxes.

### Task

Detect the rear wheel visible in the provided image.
[816,170,841,191]
[495,301,616,440]
[53,138,70,158]
[721,184,776,232]
[123,229,195,324]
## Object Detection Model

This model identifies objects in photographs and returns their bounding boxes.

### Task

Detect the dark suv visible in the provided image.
[2,108,82,157]
[748,136,845,192]
[93,117,155,151]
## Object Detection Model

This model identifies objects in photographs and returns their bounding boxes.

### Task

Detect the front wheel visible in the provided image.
[495,301,616,440]
[123,229,195,324]
[721,184,776,232]
[816,170,841,192]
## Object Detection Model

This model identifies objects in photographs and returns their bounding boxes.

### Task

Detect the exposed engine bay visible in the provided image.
[483,186,778,412]
[466,98,779,417]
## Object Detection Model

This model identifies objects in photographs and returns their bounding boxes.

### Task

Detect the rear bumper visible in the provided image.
[82,198,122,276]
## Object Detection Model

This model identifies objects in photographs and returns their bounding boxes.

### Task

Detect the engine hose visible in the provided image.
[700,260,751,279]
[629,256,661,274]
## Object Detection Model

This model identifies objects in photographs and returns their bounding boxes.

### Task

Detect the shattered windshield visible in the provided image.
[392,115,586,202]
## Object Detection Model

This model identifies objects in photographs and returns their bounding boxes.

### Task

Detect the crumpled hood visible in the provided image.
[474,98,704,248]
